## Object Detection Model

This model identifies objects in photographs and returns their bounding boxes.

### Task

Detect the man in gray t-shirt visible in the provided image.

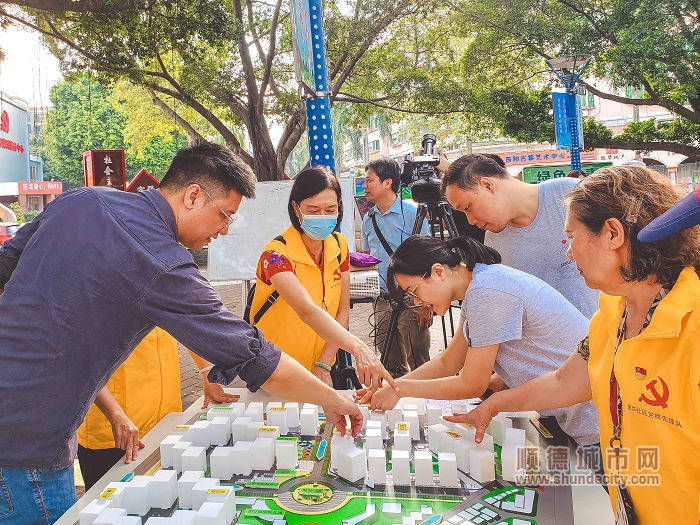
[461,263,600,445]
[441,154,599,318]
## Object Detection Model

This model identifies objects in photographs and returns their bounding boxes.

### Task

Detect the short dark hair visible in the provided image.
[160,142,256,198]
[442,154,510,192]
[288,167,343,234]
[567,169,586,179]
[482,153,506,168]
[365,158,400,193]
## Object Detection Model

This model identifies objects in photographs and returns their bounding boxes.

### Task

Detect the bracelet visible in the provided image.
[314,362,332,371]
[199,365,214,374]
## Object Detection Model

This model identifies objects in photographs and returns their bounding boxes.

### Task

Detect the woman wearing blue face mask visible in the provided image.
[249,167,393,390]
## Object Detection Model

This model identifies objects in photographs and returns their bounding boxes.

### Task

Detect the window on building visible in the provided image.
[368,139,380,153]
[30,165,38,181]
[625,85,645,98]
[580,88,595,107]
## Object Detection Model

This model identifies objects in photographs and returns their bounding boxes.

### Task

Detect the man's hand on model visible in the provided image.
[443,397,499,444]
[323,393,363,437]
[202,381,241,409]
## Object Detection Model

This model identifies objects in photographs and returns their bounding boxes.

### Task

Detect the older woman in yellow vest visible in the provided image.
[77,327,237,489]
[443,166,700,525]
[250,167,393,390]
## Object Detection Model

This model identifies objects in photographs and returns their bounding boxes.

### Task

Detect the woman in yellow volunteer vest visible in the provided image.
[445,166,699,524]
[250,167,392,389]
[77,327,237,489]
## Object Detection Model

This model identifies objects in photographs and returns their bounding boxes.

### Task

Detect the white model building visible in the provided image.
[501,427,527,482]
[413,450,434,487]
[476,432,495,452]
[391,449,410,486]
[92,507,127,525]
[469,448,495,483]
[150,469,178,509]
[366,419,387,440]
[330,434,354,471]
[121,475,152,515]
[284,402,300,428]
[393,423,411,452]
[98,482,129,508]
[365,428,383,451]
[187,421,212,448]
[204,486,236,524]
[194,501,226,525]
[231,416,251,442]
[427,423,449,453]
[79,498,114,525]
[190,478,220,511]
[336,443,366,483]
[252,437,275,471]
[266,401,283,414]
[386,408,403,430]
[438,452,459,487]
[172,441,193,473]
[275,437,298,470]
[178,471,205,510]
[246,421,263,441]
[300,408,319,436]
[171,509,198,525]
[403,410,420,441]
[486,414,513,446]
[209,447,234,480]
[443,430,472,473]
[231,441,254,475]
[207,416,230,446]
[181,446,207,473]
[367,448,387,485]
[426,405,442,426]
[244,401,264,422]
[159,434,182,468]
[267,407,288,434]
[358,405,369,430]
[257,425,281,440]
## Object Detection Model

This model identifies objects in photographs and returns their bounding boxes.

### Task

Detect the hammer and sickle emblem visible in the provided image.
[639,376,669,408]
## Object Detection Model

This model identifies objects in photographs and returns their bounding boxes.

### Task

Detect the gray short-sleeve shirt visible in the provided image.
[461,263,600,445]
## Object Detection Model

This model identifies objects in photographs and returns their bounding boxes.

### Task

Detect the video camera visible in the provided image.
[399,133,442,204]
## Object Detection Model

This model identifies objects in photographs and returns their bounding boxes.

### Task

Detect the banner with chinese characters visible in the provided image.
[522,162,612,184]
[125,169,160,193]
[500,149,598,166]
[18,181,63,195]
[83,150,126,190]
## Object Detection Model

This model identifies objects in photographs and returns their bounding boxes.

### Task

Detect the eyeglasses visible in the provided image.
[404,272,428,303]
[199,186,237,229]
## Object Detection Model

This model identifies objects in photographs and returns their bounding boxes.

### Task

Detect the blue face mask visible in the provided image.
[301,214,339,240]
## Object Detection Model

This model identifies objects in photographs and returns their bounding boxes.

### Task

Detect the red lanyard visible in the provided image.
[609,310,628,452]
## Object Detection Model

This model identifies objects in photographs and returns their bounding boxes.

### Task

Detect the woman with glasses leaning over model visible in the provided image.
[446,166,700,525]
[356,231,601,451]
[247,166,393,390]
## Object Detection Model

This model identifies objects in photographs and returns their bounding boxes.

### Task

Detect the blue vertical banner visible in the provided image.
[553,91,584,150]
[290,0,335,172]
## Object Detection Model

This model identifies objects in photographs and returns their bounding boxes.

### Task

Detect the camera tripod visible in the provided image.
[378,199,461,371]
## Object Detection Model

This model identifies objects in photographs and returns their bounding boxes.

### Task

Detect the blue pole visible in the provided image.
[305,0,335,173]
[567,85,581,170]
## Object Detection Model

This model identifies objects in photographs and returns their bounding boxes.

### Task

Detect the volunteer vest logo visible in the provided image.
[0,111,8,133]
[639,376,669,409]
[333,268,341,281]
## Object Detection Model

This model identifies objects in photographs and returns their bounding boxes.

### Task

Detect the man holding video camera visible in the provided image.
[361,158,432,378]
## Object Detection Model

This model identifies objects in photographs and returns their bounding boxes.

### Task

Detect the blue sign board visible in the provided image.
[290,0,315,92]
[553,91,583,150]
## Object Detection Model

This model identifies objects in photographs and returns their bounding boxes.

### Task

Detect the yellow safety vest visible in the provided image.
[587,267,700,524]
[78,327,182,449]
[251,225,348,371]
